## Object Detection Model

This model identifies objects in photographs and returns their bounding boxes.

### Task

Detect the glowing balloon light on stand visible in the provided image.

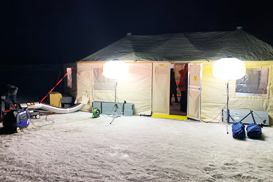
[213,58,246,80]
[103,60,129,79]
[102,60,129,124]
[212,57,246,134]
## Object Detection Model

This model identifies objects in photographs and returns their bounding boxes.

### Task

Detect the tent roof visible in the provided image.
[79,30,273,62]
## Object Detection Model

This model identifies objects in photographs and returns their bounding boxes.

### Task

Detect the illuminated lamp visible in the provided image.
[213,57,246,80]
[103,60,129,79]
[213,57,246,134]
[102,59,129,124]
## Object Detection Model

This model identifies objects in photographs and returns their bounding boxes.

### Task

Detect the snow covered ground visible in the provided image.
[1,111,273,182]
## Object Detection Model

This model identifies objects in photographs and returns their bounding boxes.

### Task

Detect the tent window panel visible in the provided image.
[93,68,115,91]
[66,68,72,88]
[236,68,269,96]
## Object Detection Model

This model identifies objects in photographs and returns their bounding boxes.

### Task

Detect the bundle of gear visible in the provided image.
[232,110,264,139]
[1,84,30,133]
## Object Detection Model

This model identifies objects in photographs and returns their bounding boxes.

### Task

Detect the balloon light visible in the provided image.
[103,60,128,79]
[212,57,246,134]
[213,58,246,80]
[102,60,129,124]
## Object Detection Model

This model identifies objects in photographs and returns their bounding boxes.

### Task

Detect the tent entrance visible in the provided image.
[169,63,187,117]
[152,62,187,120]
[169,63,203,120]
[152,62,202,121]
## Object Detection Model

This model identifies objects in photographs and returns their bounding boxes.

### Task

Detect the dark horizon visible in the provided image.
[1,0,273,65]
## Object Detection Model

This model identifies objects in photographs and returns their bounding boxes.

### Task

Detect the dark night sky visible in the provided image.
[1,0,273,65]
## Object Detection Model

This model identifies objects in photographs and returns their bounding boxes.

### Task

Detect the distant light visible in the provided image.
[103,60,129,79]
[213,57,246,80]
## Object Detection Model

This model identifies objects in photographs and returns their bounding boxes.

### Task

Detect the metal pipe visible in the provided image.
[21,102,84,114]
[226,80,230,134]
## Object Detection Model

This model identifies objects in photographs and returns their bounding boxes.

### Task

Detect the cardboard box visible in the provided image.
[49,92,62,107]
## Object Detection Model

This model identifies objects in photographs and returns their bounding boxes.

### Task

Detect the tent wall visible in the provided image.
[75,62,152,115]
[75,63,93,105]
[201,61,273,125]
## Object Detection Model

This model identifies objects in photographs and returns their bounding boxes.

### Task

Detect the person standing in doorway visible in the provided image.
[179,64,188,113]
[170,68,179,105]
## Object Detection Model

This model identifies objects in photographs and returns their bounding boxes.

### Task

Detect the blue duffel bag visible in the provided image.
[246,123,262,139]
[232,122,245,139]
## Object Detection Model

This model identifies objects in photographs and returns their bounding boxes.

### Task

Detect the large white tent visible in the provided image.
[64,30,273,124]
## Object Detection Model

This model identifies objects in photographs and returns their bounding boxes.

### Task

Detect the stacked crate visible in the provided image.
[92,102,134,116]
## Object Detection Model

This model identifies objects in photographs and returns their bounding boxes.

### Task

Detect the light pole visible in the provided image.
[213,57,246,133]
[102,59,128,124]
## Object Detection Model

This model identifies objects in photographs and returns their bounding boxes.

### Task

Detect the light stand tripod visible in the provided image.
[225,80,230,134]
[212,57,246,134]
[110,78,119,124]
[102,59,128,124]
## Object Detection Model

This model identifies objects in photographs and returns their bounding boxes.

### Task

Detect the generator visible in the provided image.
[3,109,31,133]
